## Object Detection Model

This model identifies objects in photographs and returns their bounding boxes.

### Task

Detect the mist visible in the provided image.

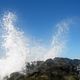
[0,12,70,80]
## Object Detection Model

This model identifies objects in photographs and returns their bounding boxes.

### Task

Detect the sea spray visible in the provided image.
[0,12,30,79]
[43,21,70,60]
[0,12,71,79]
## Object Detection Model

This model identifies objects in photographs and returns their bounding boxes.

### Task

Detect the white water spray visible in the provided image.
[0,12,30,79]
[0,12,70,79]
[43,21,70,60]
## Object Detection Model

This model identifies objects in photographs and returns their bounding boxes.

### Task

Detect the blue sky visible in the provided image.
[0,0,80,59]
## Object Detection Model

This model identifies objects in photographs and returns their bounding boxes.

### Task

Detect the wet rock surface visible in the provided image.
[7,57,80,80]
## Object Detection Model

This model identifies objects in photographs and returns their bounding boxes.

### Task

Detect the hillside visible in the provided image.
[6,57,80,80]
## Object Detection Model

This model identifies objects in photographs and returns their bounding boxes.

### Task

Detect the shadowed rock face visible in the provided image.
[7,57,80,80]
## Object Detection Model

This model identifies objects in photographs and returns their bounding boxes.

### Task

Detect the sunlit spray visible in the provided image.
[0,12,30,79]
[0,12,71,80]
[43,21,70,60]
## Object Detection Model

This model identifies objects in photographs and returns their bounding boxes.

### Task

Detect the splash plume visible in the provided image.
[43,21,70,60]
[0,12,30,79]
[0,12,70,79]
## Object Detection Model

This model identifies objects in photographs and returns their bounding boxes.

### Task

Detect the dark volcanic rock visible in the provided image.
[7,57,80,80]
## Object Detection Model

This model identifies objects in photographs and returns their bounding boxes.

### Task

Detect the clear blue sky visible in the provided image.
[0,0,80,59]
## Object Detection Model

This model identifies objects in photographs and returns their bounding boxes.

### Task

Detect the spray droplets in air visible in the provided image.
[0,12,30,79]
[0,12,70,79]
[43,21,70,60]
